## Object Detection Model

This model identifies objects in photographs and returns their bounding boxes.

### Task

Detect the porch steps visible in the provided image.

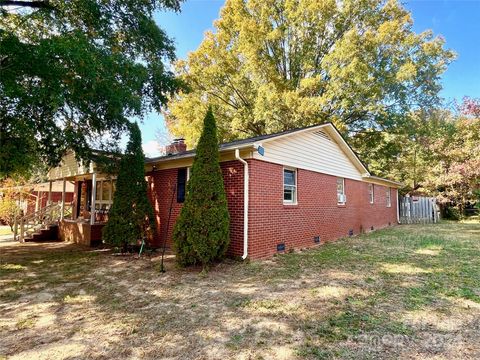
[24,224,59,242]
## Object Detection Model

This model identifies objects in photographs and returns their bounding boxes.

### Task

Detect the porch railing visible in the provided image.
[14,202,73,242]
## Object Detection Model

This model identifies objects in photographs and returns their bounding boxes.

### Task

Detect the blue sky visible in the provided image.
[141,0,480,155]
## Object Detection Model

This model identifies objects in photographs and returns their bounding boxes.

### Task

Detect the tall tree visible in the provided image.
[422,104,480,216]
[351,108,455,188]
[0,0,182,179]
[102,122,155,251]
[172,107,230,269]
[165,0,454,152]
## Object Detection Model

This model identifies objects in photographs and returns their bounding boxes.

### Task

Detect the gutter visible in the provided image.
[362,174,403,188]
[235,148,249,260]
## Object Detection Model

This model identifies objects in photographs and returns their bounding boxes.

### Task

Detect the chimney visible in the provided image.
[165,138,187,155]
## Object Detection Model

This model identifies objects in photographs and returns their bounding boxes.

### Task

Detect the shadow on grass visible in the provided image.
[0,222,479,359]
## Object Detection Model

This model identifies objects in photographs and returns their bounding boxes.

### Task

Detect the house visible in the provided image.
[146,123,401,259]
[41,122,401,258]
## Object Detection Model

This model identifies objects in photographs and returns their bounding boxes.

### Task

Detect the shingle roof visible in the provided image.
[145,123,327,163]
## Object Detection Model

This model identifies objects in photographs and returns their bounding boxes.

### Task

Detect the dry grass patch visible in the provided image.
[1,222,480,359]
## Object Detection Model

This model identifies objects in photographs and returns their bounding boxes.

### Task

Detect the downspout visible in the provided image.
[235,148,249,260]
[396,189,400,224]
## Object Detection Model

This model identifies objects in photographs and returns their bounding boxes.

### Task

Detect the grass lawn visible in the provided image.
[0,223,479,359]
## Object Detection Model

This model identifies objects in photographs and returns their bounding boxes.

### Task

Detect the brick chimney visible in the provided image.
[165,138,187,155]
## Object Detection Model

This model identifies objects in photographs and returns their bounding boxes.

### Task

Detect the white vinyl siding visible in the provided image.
[253,129,363,180]
[48,151,90,180]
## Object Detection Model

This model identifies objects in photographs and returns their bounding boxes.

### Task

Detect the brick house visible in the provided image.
[145,123,401,259]
[42,122,400,256]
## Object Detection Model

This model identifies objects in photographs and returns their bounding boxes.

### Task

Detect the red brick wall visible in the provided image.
[247,159,398,258]
[147,160,245,256]
[147,158,398,260]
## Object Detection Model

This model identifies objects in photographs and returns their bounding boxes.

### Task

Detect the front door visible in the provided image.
[76,180,93,219]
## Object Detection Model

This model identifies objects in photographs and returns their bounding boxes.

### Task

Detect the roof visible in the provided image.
[362,175,403,188]
[0,181,75,193]
[146,123,339,163]
[146,122,402,187]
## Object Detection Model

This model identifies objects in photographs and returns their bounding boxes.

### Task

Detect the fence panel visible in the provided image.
[399,196,439,224]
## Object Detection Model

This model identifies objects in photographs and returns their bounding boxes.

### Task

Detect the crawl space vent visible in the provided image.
[348,229,354,237]
[314,236,320,244]
[277,243,286,252]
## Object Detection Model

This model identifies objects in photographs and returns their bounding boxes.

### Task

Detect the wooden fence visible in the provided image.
[399,196,440,224]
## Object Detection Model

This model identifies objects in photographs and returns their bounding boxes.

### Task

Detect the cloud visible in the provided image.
[142,140,161,157]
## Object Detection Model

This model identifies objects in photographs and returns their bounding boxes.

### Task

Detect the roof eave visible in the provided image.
[362,175,403,188]
[145,143,255,164]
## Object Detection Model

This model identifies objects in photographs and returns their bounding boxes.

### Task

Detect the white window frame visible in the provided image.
[368,183,374,204]
[283,167,297,205]
[337,177,346,205]
[386,187,392,208]
[95,179,116,211]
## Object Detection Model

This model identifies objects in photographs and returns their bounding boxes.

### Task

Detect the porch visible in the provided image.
[54,172,116,246]
[15,151,116,246]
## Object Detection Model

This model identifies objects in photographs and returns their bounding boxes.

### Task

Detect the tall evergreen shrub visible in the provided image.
[102,122,155,250]
[173,107,230,268]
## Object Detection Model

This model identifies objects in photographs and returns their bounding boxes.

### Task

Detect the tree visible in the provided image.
[102,122,155,251]
[459,96,480,118]
[172,107,230,268]
[422,107,480,217]
[165,0,454,150]
[0,0,182,179]
[376,97,480,216]
[0,178,28,231]
[351,108,455,191]
[0,193,20,231]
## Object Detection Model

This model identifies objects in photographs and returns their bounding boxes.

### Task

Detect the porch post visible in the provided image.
[35,190,41,212]
[61,178,66,220]
[90,172,97,225]
[48,180,52,205]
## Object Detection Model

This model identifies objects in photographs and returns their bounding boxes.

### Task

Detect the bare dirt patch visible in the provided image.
[1,223,480,359]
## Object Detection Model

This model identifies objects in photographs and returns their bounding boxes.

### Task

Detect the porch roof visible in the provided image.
[0,181,74,193]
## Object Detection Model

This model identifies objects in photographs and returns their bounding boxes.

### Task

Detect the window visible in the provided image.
[177,168,188,203]
[283,168,297,204]
[337,178,346,204]
[94,179,116,212]
[386,188,392,207]
[368,183,374,204]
